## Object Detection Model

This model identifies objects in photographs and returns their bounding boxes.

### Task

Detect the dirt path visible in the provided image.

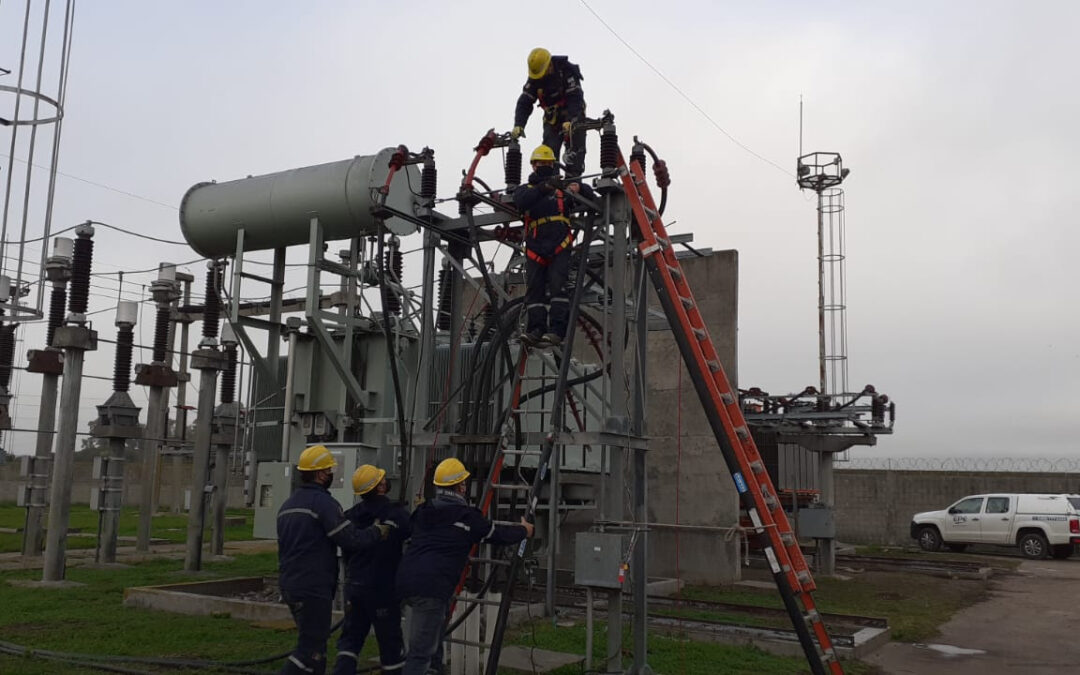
[868,558,1080,674]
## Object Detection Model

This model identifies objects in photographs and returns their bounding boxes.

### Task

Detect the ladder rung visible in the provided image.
[666,264,682,280]
[734,426,750,440]
[804,609,821,624]
[797,570,813,586]
[444,637,490,648]
[779,532,796,546]
[491,483,531,491]
[720,392,734,405]
[678,295,694,309]
[658,237,670,249]
[692,328,706,341]
[707,360,722,372]
[749,460,765,474]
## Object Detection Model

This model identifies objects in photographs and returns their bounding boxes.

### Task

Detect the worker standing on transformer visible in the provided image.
[277,446,391,675]
[395,457,534,675]
[511,47,587,177]
[332,464,411,675]
[514,144,595,347]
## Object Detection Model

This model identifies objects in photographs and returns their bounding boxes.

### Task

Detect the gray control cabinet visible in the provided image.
[574,531,626,589]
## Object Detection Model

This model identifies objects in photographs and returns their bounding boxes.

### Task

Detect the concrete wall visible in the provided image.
[0,458,247,511]
[835,469,1080,545]
[644,249,741,583]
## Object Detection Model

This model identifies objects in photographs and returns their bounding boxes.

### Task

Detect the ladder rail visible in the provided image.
[483,222,598,674]
[619,155,844,675]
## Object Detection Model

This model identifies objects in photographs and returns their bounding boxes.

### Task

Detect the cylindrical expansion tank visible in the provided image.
[179,148,421,258]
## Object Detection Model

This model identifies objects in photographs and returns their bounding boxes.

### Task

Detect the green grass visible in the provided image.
[0,503,255,553]
[683,568,990,643]
[504,619,879,674]
[853,544,1023,570]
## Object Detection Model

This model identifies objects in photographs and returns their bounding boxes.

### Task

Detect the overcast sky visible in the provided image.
[0,1,1077,460]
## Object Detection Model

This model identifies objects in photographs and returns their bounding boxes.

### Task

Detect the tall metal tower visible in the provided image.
[796,152,850,395]
[0,0,76,318]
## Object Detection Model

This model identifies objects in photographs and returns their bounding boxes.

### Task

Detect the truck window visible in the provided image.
[986,497,1010,514]
[1069,498,1080,510]
[951,497,984,514]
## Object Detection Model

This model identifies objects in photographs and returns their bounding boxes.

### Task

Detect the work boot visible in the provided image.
[542,332,562,347]
[520,331,543,347]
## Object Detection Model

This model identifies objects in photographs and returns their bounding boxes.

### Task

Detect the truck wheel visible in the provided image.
[1019,532,1049,559]
[946,544,968,553]
[917,526,942,552]
[1051,544,1074,560]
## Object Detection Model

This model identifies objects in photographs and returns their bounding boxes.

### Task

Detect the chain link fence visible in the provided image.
[837,456,1080,473]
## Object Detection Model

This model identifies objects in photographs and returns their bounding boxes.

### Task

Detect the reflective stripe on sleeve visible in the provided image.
[277,508,319,520]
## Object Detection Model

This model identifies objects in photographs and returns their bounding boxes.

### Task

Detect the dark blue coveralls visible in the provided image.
[394,491,529,675]
[514,55,587,176]
[513,170,595,340]
[332,495,412,674]
[277,483,384,675]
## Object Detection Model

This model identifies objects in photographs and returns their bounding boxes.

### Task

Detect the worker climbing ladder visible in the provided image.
[617,152,845,675]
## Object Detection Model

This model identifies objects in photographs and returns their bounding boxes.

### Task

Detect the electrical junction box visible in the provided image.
[574,531,626,589]
[797,506,836,539]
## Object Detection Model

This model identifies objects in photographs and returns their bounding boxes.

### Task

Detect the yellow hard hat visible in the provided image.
[297,445,336,472]
[527,48,551,79]
[530,144,556,163]
[433,457,470,487]
[352,464,386,495]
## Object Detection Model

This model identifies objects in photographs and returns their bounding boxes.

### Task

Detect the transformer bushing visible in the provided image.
[92,301,142,564]
[20,237,73,558]
[42,225,99,582]
[134,264,181,553]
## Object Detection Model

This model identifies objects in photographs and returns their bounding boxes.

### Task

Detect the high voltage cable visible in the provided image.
[578,0,793,178]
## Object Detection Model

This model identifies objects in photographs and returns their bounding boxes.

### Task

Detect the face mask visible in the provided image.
[323,472,334,487]
[535,165,555,179]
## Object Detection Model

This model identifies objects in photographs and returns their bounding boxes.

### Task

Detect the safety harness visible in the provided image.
[524,189,574,266]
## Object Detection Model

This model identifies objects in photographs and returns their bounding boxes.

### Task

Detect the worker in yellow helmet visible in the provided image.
[395,457,534,675]
[276,446,391,675]
[332,465,411,675]
[511,47,587,177]
[513,144,595,347]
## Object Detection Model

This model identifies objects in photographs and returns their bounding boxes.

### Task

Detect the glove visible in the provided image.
[561,121,572,136]
[511,126,525,140]
[374,522,392,540]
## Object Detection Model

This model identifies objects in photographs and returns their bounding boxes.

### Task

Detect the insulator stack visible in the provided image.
[202,265,221,339]
[421,158,437,201]
[630,144,647,174]
[46,284,66,348]
[600,128,619,173]
[113,325,134,393]
[483,301,496,329]
[436,264,452,331]
[505,144,522,187]
[221,343,238,404]
[458,197,469,216]
[68,231,94,316]
[382,243,403,316]
[653,159,671,188]
[152,305,170,363]
[0,324,15,390]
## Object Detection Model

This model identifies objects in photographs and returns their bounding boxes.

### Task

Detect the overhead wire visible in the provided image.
[578,0,793,178]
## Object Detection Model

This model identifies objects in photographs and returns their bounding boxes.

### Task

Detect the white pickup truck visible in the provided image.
[910,493,1080,559]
